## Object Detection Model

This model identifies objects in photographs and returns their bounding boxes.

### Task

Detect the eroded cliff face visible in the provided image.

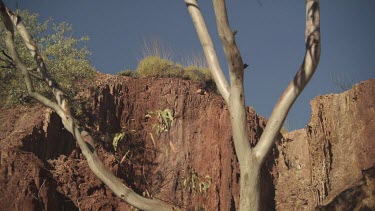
[87,74,276,210]
[275,79,375,210]
[0,75,373,210]
[0,74,276,210]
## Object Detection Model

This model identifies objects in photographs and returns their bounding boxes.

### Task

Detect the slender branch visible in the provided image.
[0,51,16,68]
[0,65,15,68]
[29,71,44,81]
[1,49,13,60]
[212,0,251,165]
[254,0,321,164]
[185,0,230,102]
[0,1,179,210]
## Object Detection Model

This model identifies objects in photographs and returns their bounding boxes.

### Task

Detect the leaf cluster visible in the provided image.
[181,167,212,198]
[0,10,96,107]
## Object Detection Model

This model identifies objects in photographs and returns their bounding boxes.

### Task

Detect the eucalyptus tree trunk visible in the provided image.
[185,0,321,210]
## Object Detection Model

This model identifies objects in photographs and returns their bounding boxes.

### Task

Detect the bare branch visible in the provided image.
[0,52,16,68]
[185,0,230,102]
[28,71,44,81]
[0,65,15,69]
[0,1,179,210]
[254,0,321,164]
[212,0,251,165]
[1,49,13,60]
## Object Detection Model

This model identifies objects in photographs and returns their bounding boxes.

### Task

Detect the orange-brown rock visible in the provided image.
[275,79,375,210]
[0,75,276,210]
[1,75,373,210]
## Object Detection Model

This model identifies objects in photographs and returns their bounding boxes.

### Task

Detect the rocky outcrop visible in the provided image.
[275,79,375,210]
[274,129,315,210]
[1,75,373,210]
[0,75,276,210]
[88,75,276,210]
[0,106,77,210]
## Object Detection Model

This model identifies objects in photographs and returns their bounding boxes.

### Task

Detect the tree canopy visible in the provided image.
[0,10,95,107]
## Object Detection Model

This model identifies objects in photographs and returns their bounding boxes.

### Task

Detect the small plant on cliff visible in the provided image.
[117,69,138,78]
[146,109,174,138]
[182,66,212,85]
[137,38,213,86]
[181,167,212,198]
[112,132,125,151]
[157,109,174,129]
[145,109,177,154]
[136,56,175,78]
[135,53,213,87]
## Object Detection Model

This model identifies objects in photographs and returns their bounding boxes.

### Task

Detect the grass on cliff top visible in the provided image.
[117,55,214,86]
[117,38,214,86]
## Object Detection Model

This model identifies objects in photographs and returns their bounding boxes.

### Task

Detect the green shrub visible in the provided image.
[183,66,212,84]
[117,69,138,78]
[135,55,215,90]
[0,10,96,107]
[162,65,183,78]
[136,56,174,78]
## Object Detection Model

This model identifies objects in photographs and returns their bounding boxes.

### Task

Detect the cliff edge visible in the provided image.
[275,79,375,210]
[0,75,374,210]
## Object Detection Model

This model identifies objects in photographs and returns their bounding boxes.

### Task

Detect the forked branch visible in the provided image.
[0,1,178,210]
[185,0,230,102]
[212,0,251,165]
[254,0,321,164]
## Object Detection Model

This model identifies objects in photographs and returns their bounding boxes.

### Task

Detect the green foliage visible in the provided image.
[147,109,174,138]
[154,109,174,137]
[157,109,174,129]
[0,10,96,107]
[181,167,212,198]
[112,132,125,151]
[117,69,138,78]
[136,55,213,87]
[183,66,212,84]
[136,56,175,78]
[118,38,213,88]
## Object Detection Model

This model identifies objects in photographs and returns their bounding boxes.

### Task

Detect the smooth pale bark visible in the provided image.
[185,0,230,102]
[211,0,258,209]
[254,0,321,165]
[0,2,179,210]
[186,0,320,210]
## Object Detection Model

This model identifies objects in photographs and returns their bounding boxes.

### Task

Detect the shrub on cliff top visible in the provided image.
[183,66,212,84]
[135,56,213,87]
[117,69,138,78]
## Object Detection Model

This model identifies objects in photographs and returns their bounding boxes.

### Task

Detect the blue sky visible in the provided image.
[6,0,375,130]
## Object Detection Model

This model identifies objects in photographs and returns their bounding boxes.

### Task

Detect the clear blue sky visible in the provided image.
[6,0,375,130]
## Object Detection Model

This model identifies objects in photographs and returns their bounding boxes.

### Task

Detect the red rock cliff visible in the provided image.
[1,75,373,210]
[0,74,276,210]
[274,79,375,210]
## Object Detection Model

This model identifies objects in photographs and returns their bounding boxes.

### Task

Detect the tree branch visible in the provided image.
[212,0,251,165]
[28,71,44,81]
[185,0,230,102]
[254,0,321,164]
[0,1,179,210]
[1,49,13,61]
